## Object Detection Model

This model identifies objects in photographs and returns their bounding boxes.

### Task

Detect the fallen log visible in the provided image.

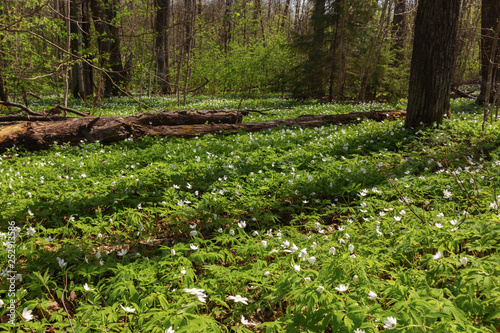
[0,115,70,122]
[0,109,243,124]
[451,87,476,100]
[46,105,90,117]
[0,110,405,152]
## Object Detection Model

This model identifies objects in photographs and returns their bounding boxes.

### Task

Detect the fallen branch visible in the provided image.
[452,87,475,99]
[0,101,45,116]
[27,91,43,100]
[187,77,210,94]
[0,110,405,152]
[240,109,278,116]
[46,105,89,117]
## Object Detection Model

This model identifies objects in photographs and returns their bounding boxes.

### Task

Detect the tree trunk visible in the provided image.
[476,0,500,105]
[281,0,290,30]
[356,0,390,102]
[300,0,326,99]
[405,0,461,128]
[222,0,232,54]
[81,0,94,98]
[63,0,71,108]
[71,0,94,99]
[0,3,10,104]
[90,0,126,97]
[182,0,196,106]
[0,110,405,152]
[0,71,8,102]
[155,0,171,94]
[391,0,407,61]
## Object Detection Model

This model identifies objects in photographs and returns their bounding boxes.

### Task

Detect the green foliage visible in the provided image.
[0,97,498,332]
[0,0,69,97]
[289,0,412,102]
[191,11,293,96]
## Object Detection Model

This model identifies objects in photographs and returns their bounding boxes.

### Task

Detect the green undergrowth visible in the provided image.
[0,97,499,332]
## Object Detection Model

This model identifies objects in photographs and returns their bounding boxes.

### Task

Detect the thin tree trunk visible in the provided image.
[482,18,500,128]
[63,0,71,109]
[294,0,301,31]
[477,0,500,105]
[281,0,290,30]
[0,71,9,103]
[82,0,93,97]
[71,0,93,99]
[391,0,407,61]
[336,0,348,101]
[222,0,232,53]
[328,4,342,102]
[155,0,171,94]
[356,0,390,102]
[183,0,196,106]
[309,0,326,98]
[0,8,8,104]
[90,0,126,97]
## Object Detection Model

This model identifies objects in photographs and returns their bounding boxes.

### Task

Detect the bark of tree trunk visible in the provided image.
[90,0,126,97]
[309,0,326,98]
[391,0,407,62]
[405,0,461,128]
[155,0,171,94]
[0,71,8,103]
[71,0,94,99]
[281,0,290,30]
[477,0,500,105]
[63,0,71,109]
[0,5,6,103]
[356,0,390,102]
[222,0,232,54]
[0,110,405,152]
[182,0,196,106]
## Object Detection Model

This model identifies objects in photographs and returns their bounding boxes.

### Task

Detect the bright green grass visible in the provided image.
[0,97,498,332]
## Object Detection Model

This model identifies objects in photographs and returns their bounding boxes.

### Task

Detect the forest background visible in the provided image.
[0,0,498,109]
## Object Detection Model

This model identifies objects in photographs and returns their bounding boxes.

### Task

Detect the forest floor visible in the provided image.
[0,96,499,332]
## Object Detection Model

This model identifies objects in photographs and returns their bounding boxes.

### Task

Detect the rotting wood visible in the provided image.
[451,87,475,100]
[45,105,90,117]
[0,110,405,152]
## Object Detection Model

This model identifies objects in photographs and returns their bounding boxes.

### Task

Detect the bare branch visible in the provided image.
[0,101,44,116]
[9,29,153,110]
[52,105,89,117]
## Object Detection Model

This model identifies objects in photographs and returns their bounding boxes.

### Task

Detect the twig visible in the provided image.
[439,141,484,216]
[449,168,483,214]
[61,270,75,333]
[187,77,210,94]
[27,91,43,100]
[363,151,427,224]
[52,105,89,117]
[11,29,153,110]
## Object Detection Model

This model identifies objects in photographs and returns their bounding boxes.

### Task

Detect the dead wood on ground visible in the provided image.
[0,109,405,152]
